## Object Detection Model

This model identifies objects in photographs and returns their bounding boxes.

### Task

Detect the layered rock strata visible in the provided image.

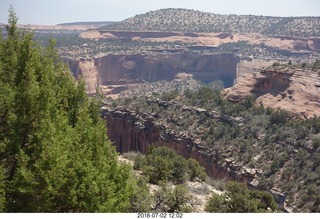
[102,105,257,181]
[69,53,238,94]
[222,68,320,118]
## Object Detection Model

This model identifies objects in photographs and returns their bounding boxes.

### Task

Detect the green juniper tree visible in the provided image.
[205,181,278,213]
[0,7,136,212]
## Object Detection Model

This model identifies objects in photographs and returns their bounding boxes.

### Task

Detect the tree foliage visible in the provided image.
[134,146,207,185]
[204,193,228,213]
[187,158,206,182]
[129,176,152,212]
[153,184,191,213]
[205,181,278,213]
[0,8,135,212]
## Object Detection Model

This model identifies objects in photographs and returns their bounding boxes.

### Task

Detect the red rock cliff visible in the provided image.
[103,108,256,182]
[70,53,238,94]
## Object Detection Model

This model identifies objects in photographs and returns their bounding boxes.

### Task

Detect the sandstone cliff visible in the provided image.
[70,53,238,94]
[222,67,320,118]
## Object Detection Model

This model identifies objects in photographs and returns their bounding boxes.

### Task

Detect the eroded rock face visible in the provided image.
[69,53,238,94]
[222,68,320,118]
[102,106,256,182]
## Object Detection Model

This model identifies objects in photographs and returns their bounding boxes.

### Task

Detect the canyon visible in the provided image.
[35,9,320,212]
[67,29,320,100]
[68,53,238,95]
[2,7,320,213]
[67,27,320,213]
[101,104,289,211]
[101,65,320,212]
[103,106,256,181]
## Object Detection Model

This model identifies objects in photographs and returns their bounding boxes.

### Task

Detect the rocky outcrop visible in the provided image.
[222,68,320,118]
[69,53,238,94]
[308,38,320,51]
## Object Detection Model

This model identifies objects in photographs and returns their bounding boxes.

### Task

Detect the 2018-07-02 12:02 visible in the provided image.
[137,213,183,218]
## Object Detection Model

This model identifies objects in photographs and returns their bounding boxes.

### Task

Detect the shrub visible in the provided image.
[153,184,192,213]
[136,146,189,184]
[129,176,152,212]
[187,158,207,182]
[133,153,145,170]
[270,109,290,125]
[311,197,320,212]
[205,181,278,213]
[205,193,228,212]
[134,147,208,185]
[123,151,138,161]
[206,177,226,191]
[313,138,320,150]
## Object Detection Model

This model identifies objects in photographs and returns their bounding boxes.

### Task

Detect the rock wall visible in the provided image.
[67,58,99,93]
[103,108,252,182]
[70,53,238,94]
[222,68,320,118]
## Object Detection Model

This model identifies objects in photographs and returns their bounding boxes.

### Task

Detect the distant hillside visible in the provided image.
[101,8,320,37]
[58,21,118,26]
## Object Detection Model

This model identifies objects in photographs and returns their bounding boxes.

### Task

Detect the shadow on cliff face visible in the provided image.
[103,110,246,181]
[253,71,292,97]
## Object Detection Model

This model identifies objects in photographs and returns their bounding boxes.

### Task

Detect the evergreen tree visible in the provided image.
[0,8,135,212]
[205,181,278,213]
[153,184,191,212]
[187,158,207,182]
[204,193,228,213]
[129,176,152,212]
[0,164,5,212]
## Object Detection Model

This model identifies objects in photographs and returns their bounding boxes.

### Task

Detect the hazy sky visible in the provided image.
[0,0,319,25]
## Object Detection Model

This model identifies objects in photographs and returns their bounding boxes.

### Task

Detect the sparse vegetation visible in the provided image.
[102,8,320,37]
[205,181,278,212]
